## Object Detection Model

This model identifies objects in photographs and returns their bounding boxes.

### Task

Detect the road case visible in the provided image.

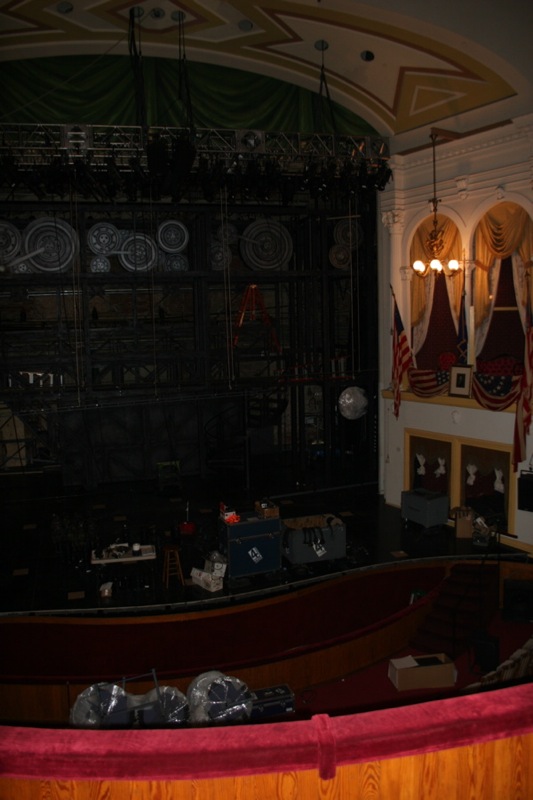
[282,515,346,564]
[221,513,282,579]
[401,489,449,528]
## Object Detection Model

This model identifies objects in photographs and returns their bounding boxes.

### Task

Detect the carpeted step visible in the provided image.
[410,631,460,657]
[410,563,500,656]
[418,615,477,641]
[412,623,478,656]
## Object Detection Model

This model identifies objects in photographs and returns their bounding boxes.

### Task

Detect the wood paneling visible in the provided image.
[0,573,445,724]
[1,734,532,799]
[2,560,528,725]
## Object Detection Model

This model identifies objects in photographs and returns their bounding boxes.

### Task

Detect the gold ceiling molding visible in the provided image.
[0,0,518,134]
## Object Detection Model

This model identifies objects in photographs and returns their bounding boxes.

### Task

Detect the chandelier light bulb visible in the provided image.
[430,259,443,272]
[413,260,426,274]
[448,259,460,271]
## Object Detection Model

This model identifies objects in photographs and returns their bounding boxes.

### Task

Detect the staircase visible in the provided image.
[411,562,500,658]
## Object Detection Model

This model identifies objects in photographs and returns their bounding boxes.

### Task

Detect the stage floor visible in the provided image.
[0,472,521,617]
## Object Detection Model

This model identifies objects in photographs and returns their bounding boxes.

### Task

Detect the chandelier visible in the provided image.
[412,132,460,276]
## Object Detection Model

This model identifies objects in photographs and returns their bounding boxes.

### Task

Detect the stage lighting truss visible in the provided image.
[0,123,391,201]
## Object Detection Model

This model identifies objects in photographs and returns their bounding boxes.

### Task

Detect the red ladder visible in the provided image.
[232,284,281,353]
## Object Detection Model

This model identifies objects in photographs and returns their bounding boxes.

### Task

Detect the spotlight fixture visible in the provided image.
[412,132,460,276]
[237,130,264,152]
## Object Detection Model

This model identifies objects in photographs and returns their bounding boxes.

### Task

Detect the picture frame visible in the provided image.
[449,365,473,398]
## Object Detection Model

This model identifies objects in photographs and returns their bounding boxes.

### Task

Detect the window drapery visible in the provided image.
[410,214,463,355]
[410,204,533,359]
[474,203,533,332]
[474,259,501,356]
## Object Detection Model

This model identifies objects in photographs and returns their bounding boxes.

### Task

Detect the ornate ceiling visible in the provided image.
[1,0,531,150]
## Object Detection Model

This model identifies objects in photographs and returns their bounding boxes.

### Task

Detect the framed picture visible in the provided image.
[449,365,473,397]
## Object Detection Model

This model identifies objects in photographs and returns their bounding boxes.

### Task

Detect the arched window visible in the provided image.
[473,203,533,365]
[410,214,463,369]
[477,256,524,363]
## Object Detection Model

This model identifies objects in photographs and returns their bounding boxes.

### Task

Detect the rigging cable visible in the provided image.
[69,191,84,407]
[128,7,147,133]
[220,188,235,388]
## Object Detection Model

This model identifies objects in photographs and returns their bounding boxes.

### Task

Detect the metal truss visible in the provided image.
[0,123,388,172]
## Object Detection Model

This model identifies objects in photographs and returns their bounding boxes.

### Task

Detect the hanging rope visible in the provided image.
[317,46,337,134]
[347,196,360,376]
[220,189,235,388]
[128,8,147,132]
[67,186,84,406]
[177,12,195,134]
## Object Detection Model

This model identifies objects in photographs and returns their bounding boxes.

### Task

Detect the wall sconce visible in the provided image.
[412,132,460,277]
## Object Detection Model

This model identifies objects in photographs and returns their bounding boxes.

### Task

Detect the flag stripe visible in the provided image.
[392,301,413,417]
[409,369,449,397]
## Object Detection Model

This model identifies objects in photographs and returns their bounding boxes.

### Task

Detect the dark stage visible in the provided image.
[0,468,523,617]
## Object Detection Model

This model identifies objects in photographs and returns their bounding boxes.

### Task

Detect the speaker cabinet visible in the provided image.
[518,471,533,511]
[503,579,533,622]
[471,630,500,673]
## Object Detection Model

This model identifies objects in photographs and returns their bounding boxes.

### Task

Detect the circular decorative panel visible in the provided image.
[0,221,21,262]
[216,223,239,245]
[23,217,79,272]
[157,220,189,253]
[165,252,189,272]
[240,220,293,270]
[87,223,121,255]
[210,242,232,271]
[329,244,351,270]
[118,234,157,272]
[334,217,363,249]
[12,261,33,274]
[90,255,111,273]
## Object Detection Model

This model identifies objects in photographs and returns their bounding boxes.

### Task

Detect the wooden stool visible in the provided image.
[162,544,184,588]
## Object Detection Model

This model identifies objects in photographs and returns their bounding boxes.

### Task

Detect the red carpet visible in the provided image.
[294,613,533,718]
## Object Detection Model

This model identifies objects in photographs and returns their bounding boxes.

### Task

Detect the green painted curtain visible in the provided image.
[0,56,376,134]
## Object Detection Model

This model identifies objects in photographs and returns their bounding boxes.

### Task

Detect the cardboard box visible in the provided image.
[388,653,456,691]
[190,567,223,593]
[453,506,474,539]
[254,500,280,519]
[283,513,337,530]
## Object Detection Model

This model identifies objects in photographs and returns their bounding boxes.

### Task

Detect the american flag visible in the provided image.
[473,373,520,411]
[392,300,413,417]
[513,291,533,468]
[409,369,449,398]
